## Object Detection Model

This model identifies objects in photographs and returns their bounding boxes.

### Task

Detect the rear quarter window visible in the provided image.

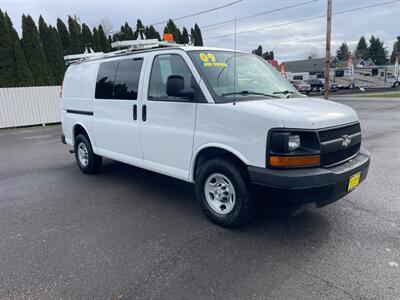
[95,58,143,100]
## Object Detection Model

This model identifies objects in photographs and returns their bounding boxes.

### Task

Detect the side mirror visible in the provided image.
[166,75,194,99]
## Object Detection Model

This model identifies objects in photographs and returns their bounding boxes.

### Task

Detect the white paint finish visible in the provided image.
[140,50,200,180]
[0,86,61,128]
[60,46,362,184]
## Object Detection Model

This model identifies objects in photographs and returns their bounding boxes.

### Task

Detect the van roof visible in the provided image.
[66,44,247,66]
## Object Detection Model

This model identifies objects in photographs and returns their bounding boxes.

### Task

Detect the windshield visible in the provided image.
[188,50,300,103]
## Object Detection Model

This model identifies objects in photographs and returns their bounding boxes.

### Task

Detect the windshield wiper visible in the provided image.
[221,90,281,98]
[273,90,296,95]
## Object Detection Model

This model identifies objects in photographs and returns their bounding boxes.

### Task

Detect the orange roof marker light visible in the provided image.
[163,33,174,42]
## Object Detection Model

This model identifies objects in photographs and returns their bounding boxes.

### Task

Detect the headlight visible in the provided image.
[268,131,320,168]
[288,134,300,151]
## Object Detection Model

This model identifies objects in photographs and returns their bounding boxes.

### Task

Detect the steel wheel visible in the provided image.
[77,142,89,167]
[204,173,236,215]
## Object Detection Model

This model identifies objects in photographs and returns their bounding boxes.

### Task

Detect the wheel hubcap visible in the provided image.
[77,142,89,166]
[204,173,236,214]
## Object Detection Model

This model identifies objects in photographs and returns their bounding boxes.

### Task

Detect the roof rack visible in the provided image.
[64,39,185,65]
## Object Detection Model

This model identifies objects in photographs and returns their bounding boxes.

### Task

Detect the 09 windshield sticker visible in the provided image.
[199,52,227,68]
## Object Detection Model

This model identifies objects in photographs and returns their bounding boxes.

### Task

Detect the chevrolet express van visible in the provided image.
[61,43,370,227]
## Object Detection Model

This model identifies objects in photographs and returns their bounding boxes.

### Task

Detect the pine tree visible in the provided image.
[13,40,35,86]
[81,23,93,49]
[336,42,351,61]
[121,22,134,40]
[98,25,110,53]
[68,16,82,54]
[390,36,400,63]
[164,19,182,43]
[133,19,145,40]
[38,16,56,84]
[181,27,189,44]
[56,18,70,54]
[3,11,35,87]
[21,14,52,85]
[368,35,388,65]
[193,24,203,46]
[263,51,274,60]
[354,36,368,60]
[0,10,17,87]
[92,27,101,52]
[48,26,65,84]
[144,25,160,40]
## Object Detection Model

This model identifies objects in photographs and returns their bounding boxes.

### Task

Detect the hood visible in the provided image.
[235,97,358,129]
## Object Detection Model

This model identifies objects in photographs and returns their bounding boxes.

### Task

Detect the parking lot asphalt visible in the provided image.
[0,99,399,299]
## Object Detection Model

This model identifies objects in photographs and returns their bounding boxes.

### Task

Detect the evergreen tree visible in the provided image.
[193,23,203,46]
[336,42,351,61]
[133,19,145,40]
[81,23,93,49]
[368,35,388,65]
[164,19,182,43]
[13,40,35,86]
[390,36,400,63]
[68,16,82,54]
[48,26,65,84]
[120,22,134,40]
[56,18,70,54]
[263,51,274,60]
[0,10,17,87]
[144,25,161,40]
[97,25,110,52]
[3,11,34,87]
[252,45,263,56]
[38,16,56,84]
[354,36,368,60]
[92,27,101,52]
[181,27,189,44]
[21,14,52,85]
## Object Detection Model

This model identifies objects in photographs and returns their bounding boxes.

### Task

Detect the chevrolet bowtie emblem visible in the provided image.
[342,135,352,147]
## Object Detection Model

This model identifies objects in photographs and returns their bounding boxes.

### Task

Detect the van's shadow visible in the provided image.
[98,159,331,240]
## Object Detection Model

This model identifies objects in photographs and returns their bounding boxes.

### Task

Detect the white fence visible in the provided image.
[0,86,61,129]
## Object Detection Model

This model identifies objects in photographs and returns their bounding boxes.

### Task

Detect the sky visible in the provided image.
[1,0,399,62]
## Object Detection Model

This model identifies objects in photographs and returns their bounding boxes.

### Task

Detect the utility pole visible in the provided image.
[323,0,332,99]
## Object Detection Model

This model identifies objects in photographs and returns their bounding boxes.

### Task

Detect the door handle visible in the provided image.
[142,105,147,121]
[133,104,137,120]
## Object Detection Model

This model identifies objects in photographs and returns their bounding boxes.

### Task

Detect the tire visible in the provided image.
[195,157,253,228]
[74,134,102,174]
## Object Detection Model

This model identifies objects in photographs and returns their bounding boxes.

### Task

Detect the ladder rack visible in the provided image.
[64,40,185,65]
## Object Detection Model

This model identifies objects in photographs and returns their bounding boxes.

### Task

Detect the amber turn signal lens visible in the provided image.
[269,155,320,167]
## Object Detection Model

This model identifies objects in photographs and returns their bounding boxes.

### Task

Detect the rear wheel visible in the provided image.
[195,158,253,228]
[74,134,102,174]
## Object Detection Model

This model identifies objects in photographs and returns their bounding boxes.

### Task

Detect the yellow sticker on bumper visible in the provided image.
[348,172,361,191]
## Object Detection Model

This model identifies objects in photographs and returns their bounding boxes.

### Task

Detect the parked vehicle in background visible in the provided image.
[60,41,370,228]
[291,80,311,94]
[386,73,400,88]
[307,79,338,93]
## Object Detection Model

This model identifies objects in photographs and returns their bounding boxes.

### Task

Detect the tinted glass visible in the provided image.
[148,54,194,101]
[95,61,118,99]
[113,58,143,100]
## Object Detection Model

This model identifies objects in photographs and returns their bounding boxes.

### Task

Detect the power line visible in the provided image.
[140,0,243,28]
[204,0,400,40]
[202,0,319,31]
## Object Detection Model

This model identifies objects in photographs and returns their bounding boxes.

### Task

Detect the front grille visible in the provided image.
[320,144,360,166]
[318,123,362,167]
[318,123,361,142]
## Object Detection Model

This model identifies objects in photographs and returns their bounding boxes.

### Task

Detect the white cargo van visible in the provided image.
[61,42,370,227]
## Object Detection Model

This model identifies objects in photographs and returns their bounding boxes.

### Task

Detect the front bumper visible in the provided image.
[248,150,370,207]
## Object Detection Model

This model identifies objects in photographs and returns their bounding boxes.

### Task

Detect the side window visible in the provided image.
[95,61,118,99]
[113,58,143,100]
[148,54,194,101]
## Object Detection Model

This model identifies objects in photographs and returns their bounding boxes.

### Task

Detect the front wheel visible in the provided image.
[195,158,253,228]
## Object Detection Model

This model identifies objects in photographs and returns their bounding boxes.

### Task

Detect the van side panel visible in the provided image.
[61,61,99,147]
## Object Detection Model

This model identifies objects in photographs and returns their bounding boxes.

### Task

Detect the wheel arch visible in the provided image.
[190,144,250,182]
[72,122,93,147]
